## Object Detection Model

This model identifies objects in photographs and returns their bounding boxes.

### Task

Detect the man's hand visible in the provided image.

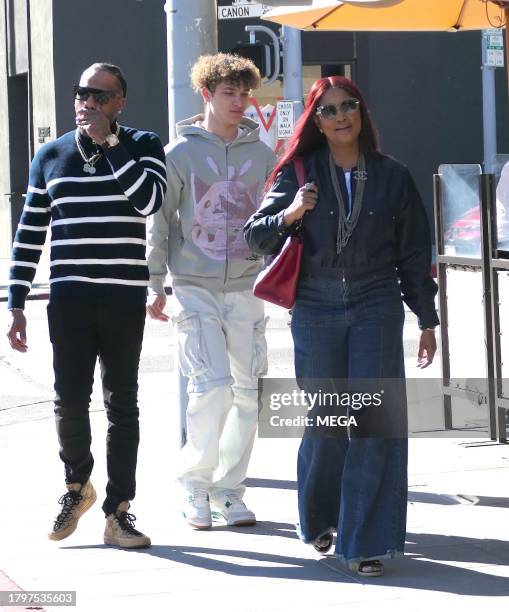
[75,108,111,145]
[147,294,169,322]
[7,310,28,353]
[417,330,437,369]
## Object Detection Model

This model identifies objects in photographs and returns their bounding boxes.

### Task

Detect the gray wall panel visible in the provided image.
[53,0,168,142]
[355,31,509,222]
[0,1,12,257]
[7,0,29,76]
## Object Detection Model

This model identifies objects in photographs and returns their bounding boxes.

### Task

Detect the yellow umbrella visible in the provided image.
[263,0,506,32]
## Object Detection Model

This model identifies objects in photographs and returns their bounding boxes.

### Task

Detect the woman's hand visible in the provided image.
[283,182,318,227]
[417,330,437,369]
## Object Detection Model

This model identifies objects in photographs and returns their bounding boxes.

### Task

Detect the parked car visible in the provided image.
[444,203,509,255]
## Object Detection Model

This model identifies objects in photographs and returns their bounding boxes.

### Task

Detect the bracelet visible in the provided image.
[8,307,23,312]
[423,327,436,332]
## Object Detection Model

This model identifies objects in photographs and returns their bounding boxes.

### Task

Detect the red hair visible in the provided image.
[266,76,380,190]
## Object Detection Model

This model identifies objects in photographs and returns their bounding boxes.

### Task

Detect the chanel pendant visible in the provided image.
[83,163,96,175]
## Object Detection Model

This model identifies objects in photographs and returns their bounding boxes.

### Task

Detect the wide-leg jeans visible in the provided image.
[291,274,408,563]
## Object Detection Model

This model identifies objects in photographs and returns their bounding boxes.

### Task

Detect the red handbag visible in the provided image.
[253,157,306,309]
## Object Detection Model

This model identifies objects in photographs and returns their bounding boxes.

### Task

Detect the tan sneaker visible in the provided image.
[48,481,97,541]
[103,502,151,549]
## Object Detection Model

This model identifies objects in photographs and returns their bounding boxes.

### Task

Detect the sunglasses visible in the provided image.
[316,98,360,120]
[73,85,119,105]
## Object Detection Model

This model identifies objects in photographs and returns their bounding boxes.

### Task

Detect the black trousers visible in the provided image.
[47,295,146,516]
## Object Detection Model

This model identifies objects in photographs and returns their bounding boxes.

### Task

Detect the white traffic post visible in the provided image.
[165,0,218,447]
[282,25,304,119]
[165,0,218,142]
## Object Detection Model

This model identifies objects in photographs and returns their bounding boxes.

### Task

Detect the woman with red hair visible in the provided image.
[244,77,439,576]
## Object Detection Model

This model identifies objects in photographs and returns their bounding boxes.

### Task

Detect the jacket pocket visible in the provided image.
[252,316,269,377]
[172,311,210,379]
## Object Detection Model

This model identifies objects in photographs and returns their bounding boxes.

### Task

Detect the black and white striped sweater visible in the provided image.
[8,125,167,309]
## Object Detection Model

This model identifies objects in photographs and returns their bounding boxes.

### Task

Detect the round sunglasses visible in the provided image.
[316,98,360,120]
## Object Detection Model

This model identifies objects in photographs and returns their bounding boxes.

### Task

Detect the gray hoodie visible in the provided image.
[147,115,276,294]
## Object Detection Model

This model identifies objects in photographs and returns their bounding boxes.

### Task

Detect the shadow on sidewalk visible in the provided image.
[62,532,509,595]
[408,491,509,508]
[246,480,509,510]
[245,478,297,490]
[208,520,299,539]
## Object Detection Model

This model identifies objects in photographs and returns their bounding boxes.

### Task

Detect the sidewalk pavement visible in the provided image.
[1,292,509,611]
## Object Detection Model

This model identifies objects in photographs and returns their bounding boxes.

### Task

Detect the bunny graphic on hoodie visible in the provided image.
[147,115,276,294]
[191,157,259,261]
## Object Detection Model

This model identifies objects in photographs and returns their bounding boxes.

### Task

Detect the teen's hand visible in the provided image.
[283,182,318,227]
[417,330,436,369]
[147,294,169,322]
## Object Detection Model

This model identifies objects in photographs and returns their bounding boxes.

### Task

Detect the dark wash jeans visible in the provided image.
[47,295,146,516]
[290,273,408,562]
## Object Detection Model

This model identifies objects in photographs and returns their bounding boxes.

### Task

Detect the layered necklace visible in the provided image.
[328,152,367,254]
[75,123,120,175]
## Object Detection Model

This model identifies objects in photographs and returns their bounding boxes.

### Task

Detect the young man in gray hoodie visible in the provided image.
[147,54,276,528]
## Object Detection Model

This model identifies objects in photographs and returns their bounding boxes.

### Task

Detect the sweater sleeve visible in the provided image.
[8,149,51,310]
[103,131,167,217]
[395,169,440,330]
[146,156,184,295]
[244,162,300,256]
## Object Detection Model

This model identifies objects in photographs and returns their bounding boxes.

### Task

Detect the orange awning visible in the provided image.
[263,0,506,32]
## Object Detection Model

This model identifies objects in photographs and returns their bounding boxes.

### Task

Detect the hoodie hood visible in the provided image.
[175,114,262,145]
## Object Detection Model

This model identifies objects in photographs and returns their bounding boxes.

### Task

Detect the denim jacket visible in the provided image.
[244,147,439,330]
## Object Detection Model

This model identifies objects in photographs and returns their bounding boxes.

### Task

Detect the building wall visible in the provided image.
[30,0,57,154]
[7,0,29,75]
[3,2,509,259]
[218,15,509,228]
[355,31,509,221]
[0,0,168,258]
[0,0,53,259]
[0,1,11,260]
[52,0,168,141]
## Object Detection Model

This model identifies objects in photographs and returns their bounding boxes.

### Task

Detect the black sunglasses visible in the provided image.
[73,85,119,105]
[316,98,360,120]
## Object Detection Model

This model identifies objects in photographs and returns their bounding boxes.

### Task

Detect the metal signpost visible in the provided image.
[482,30,504,173]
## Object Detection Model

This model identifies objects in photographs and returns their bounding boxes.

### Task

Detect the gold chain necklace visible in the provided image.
[75,123,120,175]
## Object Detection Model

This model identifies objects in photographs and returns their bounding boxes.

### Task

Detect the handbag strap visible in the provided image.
[291,157,306,234]
[292,156,306,188]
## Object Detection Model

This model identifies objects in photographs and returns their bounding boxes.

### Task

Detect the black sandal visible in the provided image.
[356,560,384,577]
[312,530,334,554]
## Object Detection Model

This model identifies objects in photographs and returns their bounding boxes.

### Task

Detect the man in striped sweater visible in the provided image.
[6,63,166,548]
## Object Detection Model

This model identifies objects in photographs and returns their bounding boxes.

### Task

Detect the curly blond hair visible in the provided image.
[191,53,261,93]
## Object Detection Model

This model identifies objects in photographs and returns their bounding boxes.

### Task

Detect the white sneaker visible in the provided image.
[210,492,256,526]
[182,489,211,529]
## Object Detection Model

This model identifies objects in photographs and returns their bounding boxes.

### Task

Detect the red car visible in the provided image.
[444,204,509,255]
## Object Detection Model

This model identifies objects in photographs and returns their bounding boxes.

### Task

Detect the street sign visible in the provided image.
[218,2,271,20]
[276,100,296,139]
[483,29,504,68]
